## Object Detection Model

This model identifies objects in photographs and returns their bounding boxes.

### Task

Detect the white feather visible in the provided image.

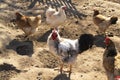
[47,30,79,64]
[46,6,66,27]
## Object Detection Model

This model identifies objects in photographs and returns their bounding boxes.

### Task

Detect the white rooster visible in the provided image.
[46,6,67,30]
[47,29,94,76]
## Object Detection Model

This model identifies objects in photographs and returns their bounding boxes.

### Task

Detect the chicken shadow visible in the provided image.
[0,0,24,10]
[0,63,21,73]
[28,0,87,19]
[0,63,22,80]
[53,73,70,80]
[37,29,52,42]
[28,0,44,9]
[94,35,106,48]
[61,0,87,19]
[6,39,34,57]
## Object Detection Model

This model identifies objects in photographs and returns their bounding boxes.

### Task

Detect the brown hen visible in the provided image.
[93,10,118,35]
[15,12,41,39]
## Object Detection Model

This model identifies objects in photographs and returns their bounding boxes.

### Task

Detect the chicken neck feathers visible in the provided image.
[103,40,117,73]
[104,40,117,57]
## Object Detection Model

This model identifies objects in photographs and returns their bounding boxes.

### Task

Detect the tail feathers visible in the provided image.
[36,15,41,20]
[110,17,118,24]
[46,7,56,17]
[93,10,99,16]
[78,34,94,53]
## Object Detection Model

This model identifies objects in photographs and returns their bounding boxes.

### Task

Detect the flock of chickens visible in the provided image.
[13,3,120,80]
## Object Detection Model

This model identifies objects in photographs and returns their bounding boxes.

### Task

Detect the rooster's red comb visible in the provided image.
[104,37,110,45]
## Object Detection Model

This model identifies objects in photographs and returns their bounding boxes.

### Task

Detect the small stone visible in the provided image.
[75,34,78,36]
[38,72,42,76]
[88,24,91,26]
[95,75,97,78]
[111,9,115,12]
[83,5,86,7]
[35,65,39,68]
[75,20,79,24]
[81,75,83,77]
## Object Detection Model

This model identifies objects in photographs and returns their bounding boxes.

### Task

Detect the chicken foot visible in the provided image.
[60,63,64,74]
[69,64,72,77]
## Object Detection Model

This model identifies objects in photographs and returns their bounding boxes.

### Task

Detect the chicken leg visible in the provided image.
[60,63,64,74]
[69,64,72,77]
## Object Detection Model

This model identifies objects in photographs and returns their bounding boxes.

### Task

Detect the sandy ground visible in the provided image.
[0,0,120,80]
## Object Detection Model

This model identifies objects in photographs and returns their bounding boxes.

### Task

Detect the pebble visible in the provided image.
[81,75,83,77]
[75,20,79,24]
[94,75,97,78]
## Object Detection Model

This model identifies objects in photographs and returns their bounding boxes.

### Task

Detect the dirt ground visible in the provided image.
[0,0,120,80]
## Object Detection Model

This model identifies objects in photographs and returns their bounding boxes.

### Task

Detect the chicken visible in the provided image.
[93,10,118,35]
[47,29,94,76]
[114,54,120,79]
[15,12,41,39]
[46,6,67,30]
[27,15,41,29]
[103,37,120,80]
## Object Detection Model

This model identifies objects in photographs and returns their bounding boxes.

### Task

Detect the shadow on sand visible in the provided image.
[6,39,34,57]
[94,35,106,48]
[53,73,70,80]
[28,0,87,19]
[37,29,52,42]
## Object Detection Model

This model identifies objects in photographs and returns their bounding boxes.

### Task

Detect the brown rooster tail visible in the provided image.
[110,16,118,24]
